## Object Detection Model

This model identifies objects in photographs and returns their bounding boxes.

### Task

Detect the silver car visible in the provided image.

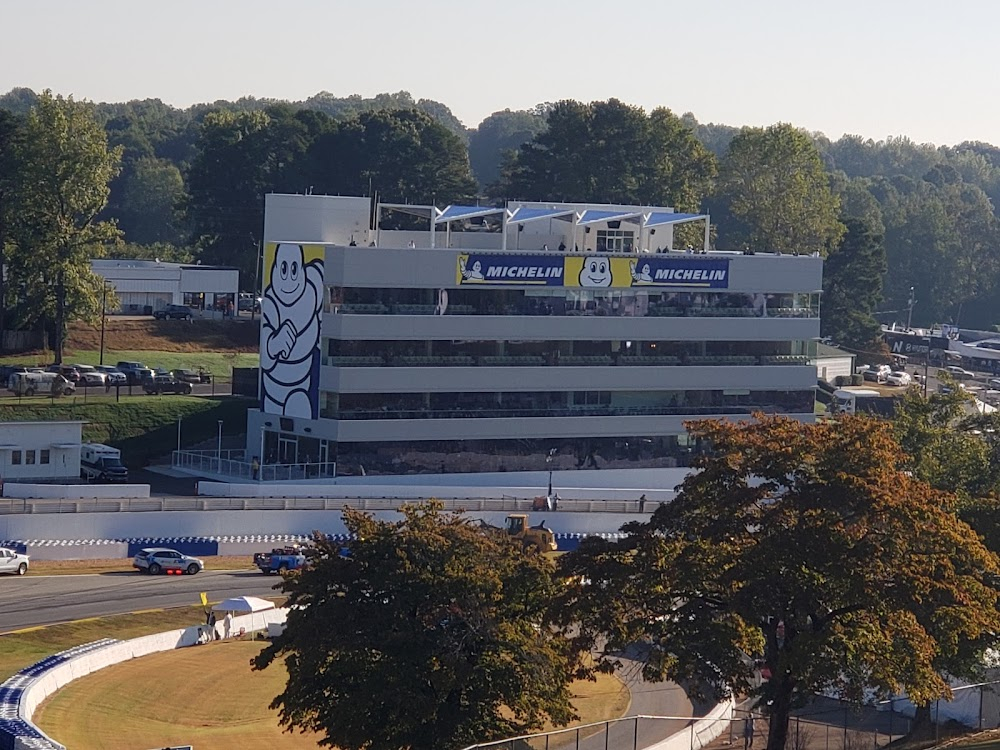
[94,365,127,386]
[132,547,203,575]
[0,547,29,575]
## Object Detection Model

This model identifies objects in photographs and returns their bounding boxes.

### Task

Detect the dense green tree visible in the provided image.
[13,91,121,362]
[298,108,476,205]
[714,123,844,255]
[106,241,194,264]
[111,157,186,245]
[499,99,716,211]
[468,108,547,187]
[556,414,1000,750]
[821,217,886,351]
[0,110,21,352]
[186,106,331,284]
[254,503,578,750]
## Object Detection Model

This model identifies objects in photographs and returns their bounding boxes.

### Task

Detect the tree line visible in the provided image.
[3,86,1000,354]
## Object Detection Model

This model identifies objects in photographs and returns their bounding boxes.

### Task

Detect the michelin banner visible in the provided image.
[260,242,324,419]
[457,253,729,289]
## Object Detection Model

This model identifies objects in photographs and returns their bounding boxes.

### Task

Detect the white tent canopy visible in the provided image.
[213,595,276,613]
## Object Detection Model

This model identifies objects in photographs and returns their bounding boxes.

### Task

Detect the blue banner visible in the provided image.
[627,257,729,288]
[456,253,565,286]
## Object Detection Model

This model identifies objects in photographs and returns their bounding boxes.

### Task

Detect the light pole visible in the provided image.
[99,282,110,366]
[906,287,916,331]
[924,337,931,398]
[217,420,223,458]
[545,448,556,497]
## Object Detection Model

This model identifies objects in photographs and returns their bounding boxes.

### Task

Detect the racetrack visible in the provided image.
[0,569,281,632]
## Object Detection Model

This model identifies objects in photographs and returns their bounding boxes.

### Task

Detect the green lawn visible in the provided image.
[0,349,259,377]
[0,606,211,682]
[0,396,253,466]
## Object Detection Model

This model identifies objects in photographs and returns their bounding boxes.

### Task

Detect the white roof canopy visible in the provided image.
[213,595,276,613]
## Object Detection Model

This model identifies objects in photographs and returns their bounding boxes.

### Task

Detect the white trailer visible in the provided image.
[80,443,129,482]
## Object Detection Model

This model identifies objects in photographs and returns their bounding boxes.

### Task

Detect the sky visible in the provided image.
[2,0,997,146]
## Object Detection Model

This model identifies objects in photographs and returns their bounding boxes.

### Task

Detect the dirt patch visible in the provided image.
[64,319,260,353]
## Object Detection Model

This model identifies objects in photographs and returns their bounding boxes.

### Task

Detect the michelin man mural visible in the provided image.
[629,260,654,284]
[260,243,324,419]
[578,258,612,287]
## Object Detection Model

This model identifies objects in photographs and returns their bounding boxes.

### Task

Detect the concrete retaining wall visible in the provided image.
[0,509,636,544]
[3,485,150,500]
[646,698,736,750]
[3,609,287,750]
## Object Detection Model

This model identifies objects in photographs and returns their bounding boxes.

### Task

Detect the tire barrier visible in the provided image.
[1,613,287,750]
[2,532,625,560]
[0,640,120,750]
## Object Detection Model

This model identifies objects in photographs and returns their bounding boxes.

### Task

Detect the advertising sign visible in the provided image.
[260,242,325,419]
[456,253,729,289]
[456,253,565,285]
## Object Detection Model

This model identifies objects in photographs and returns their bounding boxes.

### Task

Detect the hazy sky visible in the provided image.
[3,0,996,146]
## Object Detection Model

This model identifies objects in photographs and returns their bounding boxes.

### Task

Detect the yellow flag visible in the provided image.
[199,592,208,607]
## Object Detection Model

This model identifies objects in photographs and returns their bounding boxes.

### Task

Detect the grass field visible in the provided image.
[0,396,253,465]
[0,606,212,682]
[34,640,629,750]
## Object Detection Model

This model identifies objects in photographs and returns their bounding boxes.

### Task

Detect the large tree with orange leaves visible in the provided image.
[556,414,1000,750]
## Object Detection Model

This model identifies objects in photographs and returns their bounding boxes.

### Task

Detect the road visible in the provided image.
[0,569,281,632]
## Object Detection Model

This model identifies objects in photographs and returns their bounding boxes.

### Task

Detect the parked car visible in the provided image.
[0,547,29,576]
[143,374,193,395]
[238,294,261,312]
[153,304,194,321]
[941,366,975,380]
[862,366,889,384]
[989,377,1000,390]
[170,368,201,384]
[116,361,153,385]
[46,364,80,382]
[132,547,203,575]
[886,371,912,386]
[94,365,127,386]
[71,364,107,387]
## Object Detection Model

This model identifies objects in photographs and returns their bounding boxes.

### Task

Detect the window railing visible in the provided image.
[321,354,814,368]
[171,450,337,481]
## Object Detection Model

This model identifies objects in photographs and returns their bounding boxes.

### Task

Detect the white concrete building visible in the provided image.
[246,194,821,479]
[91,259,240,315]
[0,421,83,482]
[811,343,855,384]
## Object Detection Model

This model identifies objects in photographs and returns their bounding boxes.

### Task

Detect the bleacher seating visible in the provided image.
[339,303,388,314]
[617,356,681,366]
[479,356,546,366]
[760,355,810,365]
[324,356,383,366]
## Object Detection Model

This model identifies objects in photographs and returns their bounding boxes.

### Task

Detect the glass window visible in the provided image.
[40,449,50,465]
[11,450,21,465]
[595,230,635,253]
[25,450,35,465]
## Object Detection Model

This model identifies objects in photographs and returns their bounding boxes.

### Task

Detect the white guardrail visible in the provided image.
[0,609,287,750]
[0,496,657,516]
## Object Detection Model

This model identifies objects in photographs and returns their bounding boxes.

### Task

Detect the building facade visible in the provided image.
[247,197,822,477]
[0,421,83,482]
[91,260,239,315]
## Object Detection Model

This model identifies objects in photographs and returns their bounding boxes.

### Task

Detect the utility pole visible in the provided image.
[99,283,108,366]
[906,287,916,330]
[924,337,931,398]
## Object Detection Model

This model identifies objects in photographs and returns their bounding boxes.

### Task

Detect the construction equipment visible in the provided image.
[503,514,558,552]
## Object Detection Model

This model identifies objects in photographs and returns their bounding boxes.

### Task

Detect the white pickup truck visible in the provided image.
[0,547,29,575]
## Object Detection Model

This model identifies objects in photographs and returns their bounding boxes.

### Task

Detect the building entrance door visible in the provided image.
[278,436,297,464]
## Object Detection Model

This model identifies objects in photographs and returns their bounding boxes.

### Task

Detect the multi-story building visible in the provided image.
[246,196,821,478]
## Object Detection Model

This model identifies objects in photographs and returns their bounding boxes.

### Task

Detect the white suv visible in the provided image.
[0,547,29,575]
[133,547,203,575]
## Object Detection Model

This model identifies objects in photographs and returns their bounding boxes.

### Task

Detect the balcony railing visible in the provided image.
[171,450,337,481]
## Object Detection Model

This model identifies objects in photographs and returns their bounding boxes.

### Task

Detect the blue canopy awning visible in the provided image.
[576,209,643,226]
[434,205,505,224]
[506,207,577,225]
[643,212,706,228]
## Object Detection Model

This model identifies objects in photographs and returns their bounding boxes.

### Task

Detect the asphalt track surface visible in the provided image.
[0,569,281,632]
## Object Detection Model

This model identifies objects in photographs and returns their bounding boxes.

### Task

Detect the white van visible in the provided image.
[80,443,128,482]
[8,371,75,396]
[832,388,881,415]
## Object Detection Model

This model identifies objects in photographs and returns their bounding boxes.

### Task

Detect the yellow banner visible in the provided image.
[563,256,633,288]
[200,591,208,607]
